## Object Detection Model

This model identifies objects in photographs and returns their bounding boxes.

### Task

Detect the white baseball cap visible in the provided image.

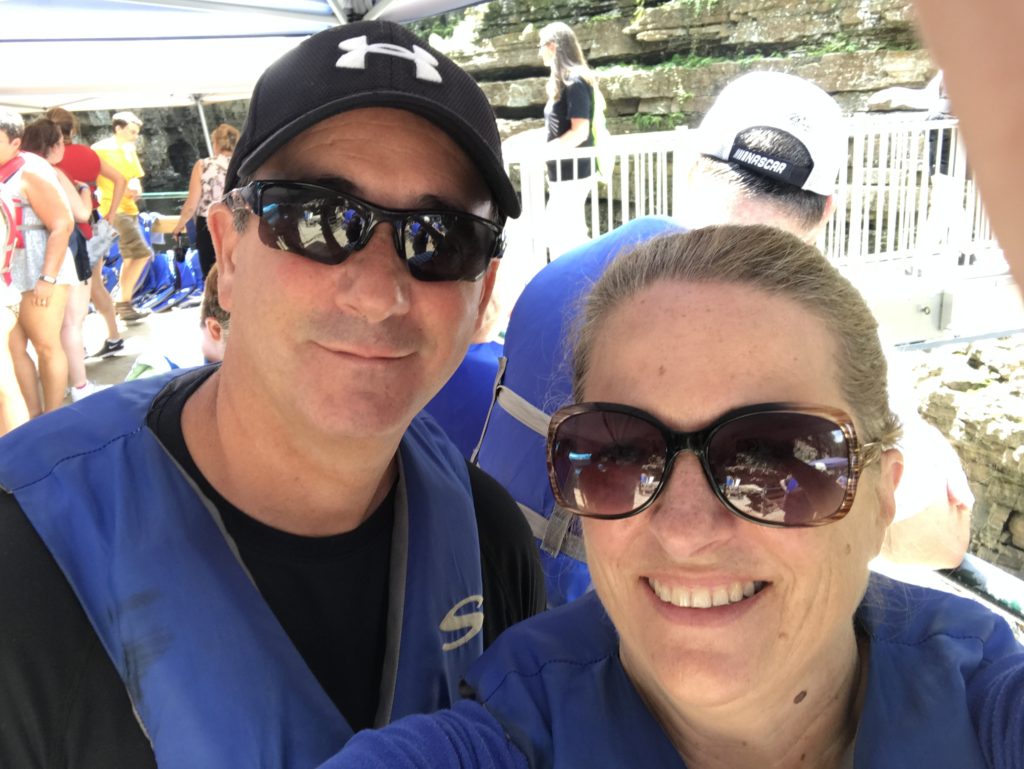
[697,71,844,196]
[112,111,143,126]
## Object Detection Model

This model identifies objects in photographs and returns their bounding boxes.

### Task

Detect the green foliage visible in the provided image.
[678,0,720,13]
[409,11,461,40]
[632,111,689,131]
[589,9,624,21]
[812,34,863,55]
[635,0,719,24]
[642,48,782,72]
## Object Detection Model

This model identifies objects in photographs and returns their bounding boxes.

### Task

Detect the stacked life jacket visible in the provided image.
[473,216,684,606]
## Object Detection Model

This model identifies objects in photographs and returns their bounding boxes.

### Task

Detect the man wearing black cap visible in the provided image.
[0,21,543,769]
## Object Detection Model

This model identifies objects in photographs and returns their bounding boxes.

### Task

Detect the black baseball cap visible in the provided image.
[225,20,520,220]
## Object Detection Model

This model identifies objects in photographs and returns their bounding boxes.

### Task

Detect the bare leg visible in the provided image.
[89,259,121,340]
[118,256,149,304]
[0,306,29,435]
[61,281,92,389]
[9,315,41,418]
[18,286,71,412]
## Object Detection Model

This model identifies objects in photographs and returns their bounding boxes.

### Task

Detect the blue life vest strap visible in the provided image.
[0,371,483,768]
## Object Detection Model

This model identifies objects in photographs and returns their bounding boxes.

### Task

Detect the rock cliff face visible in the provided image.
[72,102,249,208]
[903,338,1024,579]
[67,0,935,195]
[428,0,933,137]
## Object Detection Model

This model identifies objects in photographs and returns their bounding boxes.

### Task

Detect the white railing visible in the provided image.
[501,114,998,272]
[827,114,997,268]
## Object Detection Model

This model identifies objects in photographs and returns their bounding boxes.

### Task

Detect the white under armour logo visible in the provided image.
[336,36,443,83]
[439,595,484,652]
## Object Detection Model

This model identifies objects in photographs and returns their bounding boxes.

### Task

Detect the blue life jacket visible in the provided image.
[475,217,684,606]
[466,575,1024,769]
[0,371,484,769]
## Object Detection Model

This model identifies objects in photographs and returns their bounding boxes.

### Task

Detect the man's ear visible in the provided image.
[207,201,241,312]
[474,258,500,335]
[801,194,837,244]
[204,316,224,343]
[821,194,836,227]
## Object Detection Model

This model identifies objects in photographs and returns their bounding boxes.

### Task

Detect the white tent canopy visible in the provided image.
[0,0,474,113]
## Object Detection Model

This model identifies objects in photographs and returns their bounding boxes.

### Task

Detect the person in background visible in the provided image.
[45,107,127,362]
[0,115,30,434]
[171,123,241,278]
[0,247,28,435]
[198,263,229,363]
[4,116,80,415]
[476,71,973,607]
[43,107,126,401]
[0,21,543,769]
[91,110,152,322]
[123,263,230,381]
[539,21,601,260]
[325,226,1024,769]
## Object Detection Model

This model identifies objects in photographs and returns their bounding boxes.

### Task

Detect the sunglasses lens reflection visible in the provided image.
[252,184,497,281]
[550,408,852,525]
[707,412,851,525]
[551,409,668,518]
[403,215,494,281]
[256,186,363,265]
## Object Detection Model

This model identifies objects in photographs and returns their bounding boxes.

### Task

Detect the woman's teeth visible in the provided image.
[647,578,764,608]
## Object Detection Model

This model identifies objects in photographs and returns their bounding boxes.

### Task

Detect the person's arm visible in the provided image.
[55,168,92,223]
[22,168,73,304]
[550,117,591,149]
[126,177,143,202]
[97,157,127,221]
[171,159,204,237]
[317,700,529,769]
[910,0,1024,292]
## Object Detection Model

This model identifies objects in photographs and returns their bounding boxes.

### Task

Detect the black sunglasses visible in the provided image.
[547,402,881,528]
[226,180,504,282]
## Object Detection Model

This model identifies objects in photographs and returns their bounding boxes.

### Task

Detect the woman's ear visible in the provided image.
[876,448,904,529]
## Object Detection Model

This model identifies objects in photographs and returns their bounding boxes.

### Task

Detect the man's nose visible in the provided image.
[332,221,412,323]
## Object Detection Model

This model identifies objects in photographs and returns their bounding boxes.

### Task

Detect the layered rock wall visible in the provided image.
[64,0,936,196]
[431,0,933,136]
[902,337,1024,578]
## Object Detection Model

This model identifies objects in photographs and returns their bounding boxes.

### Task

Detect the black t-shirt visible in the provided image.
[0,369,545,769]
[544,75,595,182]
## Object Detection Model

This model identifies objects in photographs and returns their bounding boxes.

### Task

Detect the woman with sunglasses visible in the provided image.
[323,224,1023,769]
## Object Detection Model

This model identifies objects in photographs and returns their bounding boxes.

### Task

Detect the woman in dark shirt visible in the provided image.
[539,22,601,261]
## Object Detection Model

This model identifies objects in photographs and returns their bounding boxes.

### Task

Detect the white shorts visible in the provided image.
[87,218,119,269]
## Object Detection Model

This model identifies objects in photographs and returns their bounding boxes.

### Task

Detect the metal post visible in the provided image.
[193,94,213,156]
